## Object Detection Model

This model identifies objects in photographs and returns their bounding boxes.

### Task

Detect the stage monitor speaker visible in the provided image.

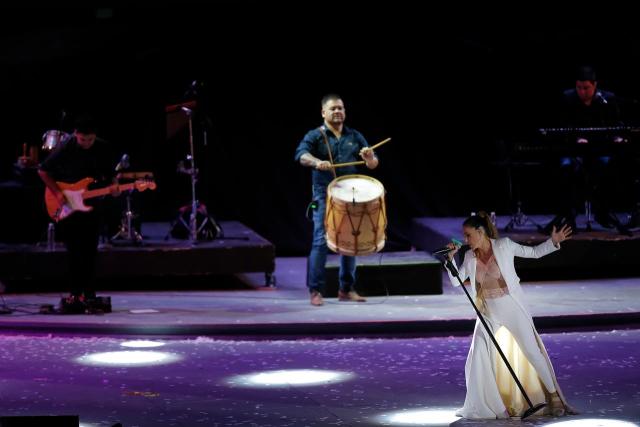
[324,251,442,297]
[0,415,79,426]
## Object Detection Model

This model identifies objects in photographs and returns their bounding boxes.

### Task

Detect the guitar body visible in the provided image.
[45,177,156,222]
[45,178,95,222]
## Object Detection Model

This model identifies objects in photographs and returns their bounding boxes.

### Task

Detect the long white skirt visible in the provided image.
[456,294,561,419]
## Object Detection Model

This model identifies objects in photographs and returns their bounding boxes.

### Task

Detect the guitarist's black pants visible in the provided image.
[59,210,100,299]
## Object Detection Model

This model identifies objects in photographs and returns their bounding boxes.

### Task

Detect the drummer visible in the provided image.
[294,93,379,306]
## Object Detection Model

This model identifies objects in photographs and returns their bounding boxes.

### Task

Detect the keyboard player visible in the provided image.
[544,65,632,236]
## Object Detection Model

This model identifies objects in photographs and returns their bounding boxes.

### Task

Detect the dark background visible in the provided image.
[2,4,640,254]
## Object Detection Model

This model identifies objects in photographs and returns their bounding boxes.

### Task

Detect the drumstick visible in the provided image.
[330,138,391,168]
[369,137,391,150]
[330,160,365,169]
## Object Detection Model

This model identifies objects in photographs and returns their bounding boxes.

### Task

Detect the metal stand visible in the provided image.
[502,159,543,232]
[170,106,212,245]
[442,257,546,420]
[166,86,223,244]
[584,200,593,231]
[111,190,143,244]
[504,201,542,232]
[181,107,198,244]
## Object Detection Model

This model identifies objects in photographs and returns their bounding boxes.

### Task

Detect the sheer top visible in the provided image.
[475,252,509,299]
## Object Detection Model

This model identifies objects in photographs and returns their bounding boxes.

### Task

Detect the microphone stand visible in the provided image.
[183,107,199,245]
[168,104,226,244]
[441,256,546,420]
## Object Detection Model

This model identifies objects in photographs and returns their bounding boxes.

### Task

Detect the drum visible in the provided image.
[325,174,387,256]
[41,130,68,151]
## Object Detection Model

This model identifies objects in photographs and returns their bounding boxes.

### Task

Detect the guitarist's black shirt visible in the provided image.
[40,136,116,187]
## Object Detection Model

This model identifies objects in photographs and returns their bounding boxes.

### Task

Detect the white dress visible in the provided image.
[447,237,576,419]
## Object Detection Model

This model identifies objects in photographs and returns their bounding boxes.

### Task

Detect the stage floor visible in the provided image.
[0,257,638,425]
[0,330,637,426]
[0,257,638,336]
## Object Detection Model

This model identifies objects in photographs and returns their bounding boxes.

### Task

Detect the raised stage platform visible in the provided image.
[0,257,637,337]
[0,221,276,291]
[325,251,443,297]
[0,217,638,338]
[410,214,640,280]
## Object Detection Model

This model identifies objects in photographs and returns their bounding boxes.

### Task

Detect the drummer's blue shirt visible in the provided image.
[294,125,370,197]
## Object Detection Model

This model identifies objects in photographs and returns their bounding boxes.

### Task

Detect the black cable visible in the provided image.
[305,200,318,222]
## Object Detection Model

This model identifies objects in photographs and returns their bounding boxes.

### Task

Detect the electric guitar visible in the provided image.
[45,177,156,222]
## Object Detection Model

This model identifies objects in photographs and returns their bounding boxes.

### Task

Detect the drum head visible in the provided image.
[328,175,384,203]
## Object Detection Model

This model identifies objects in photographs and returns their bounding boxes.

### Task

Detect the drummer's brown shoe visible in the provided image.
[338,290,366,302]
[310,290,323,306]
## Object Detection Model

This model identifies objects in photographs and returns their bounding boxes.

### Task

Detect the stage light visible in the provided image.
[226,369,354,388]
[120,340,166,348]
[375,409,459,425]
[76,351,181,367]
[544,420,638,427]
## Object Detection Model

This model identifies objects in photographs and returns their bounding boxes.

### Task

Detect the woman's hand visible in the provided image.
[446,242,460,260]
[551,224,573,246]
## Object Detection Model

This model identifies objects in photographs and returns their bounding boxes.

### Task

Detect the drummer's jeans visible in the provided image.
[307,195,356,294]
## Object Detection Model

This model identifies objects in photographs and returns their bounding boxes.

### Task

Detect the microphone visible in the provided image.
[115,154,130,172]
[181,106,193,115]
[432,246,456,255]
[596,91,608,104]
[432,241,463,255]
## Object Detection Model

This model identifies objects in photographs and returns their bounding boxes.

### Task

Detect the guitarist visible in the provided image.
[38,114,119,310]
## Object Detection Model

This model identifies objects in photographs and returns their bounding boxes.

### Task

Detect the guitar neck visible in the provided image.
[83,183,136,200]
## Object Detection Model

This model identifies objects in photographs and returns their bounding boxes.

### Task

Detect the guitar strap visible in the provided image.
[318,126,337,180]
